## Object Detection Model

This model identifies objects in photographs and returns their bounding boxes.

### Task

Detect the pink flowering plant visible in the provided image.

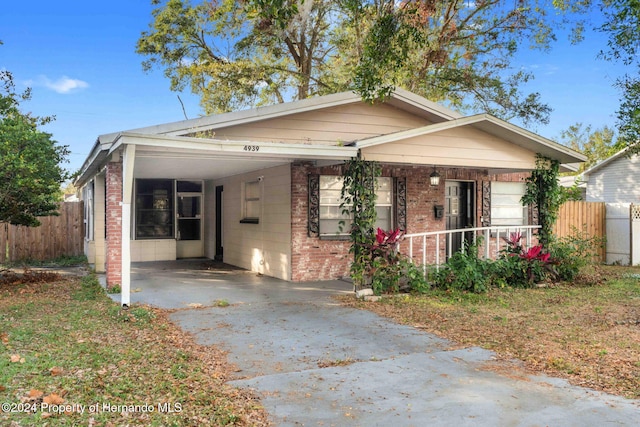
[497,234,554,287]
[359,227,429,295]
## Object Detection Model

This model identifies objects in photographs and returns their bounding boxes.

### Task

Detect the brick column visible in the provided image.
[105,158,123,286]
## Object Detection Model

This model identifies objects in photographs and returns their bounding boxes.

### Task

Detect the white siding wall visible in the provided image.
[204,103,430,145]
[130,239,177,262]
[216,164,292,281]
[83,172,106,272]
[586,154,640,202]
[361,126,537,169]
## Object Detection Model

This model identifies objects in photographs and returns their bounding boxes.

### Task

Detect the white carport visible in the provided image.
[76,131,357,307]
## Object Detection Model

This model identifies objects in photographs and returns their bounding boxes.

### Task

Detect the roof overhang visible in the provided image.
[356,114,587,170]
[75,132,358,186]
[95,88,462,141]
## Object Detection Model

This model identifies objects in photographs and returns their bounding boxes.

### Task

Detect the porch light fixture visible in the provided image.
[430,167,441,186]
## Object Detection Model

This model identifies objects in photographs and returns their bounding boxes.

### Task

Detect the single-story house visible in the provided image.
[74,88,585,305]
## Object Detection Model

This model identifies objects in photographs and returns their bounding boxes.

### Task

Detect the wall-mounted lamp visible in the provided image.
[430,167,441,186]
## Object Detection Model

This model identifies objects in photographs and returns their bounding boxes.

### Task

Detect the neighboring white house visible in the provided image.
[582,146,640,265]
[582,146,640,203]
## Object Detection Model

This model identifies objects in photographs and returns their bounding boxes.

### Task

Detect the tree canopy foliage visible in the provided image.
[137,0,588,125]
[0,70,70,227]
[559,122,623,172]
[598,0,640,150]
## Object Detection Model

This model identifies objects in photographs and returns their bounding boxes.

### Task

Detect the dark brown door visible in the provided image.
[215,185,223,261]
[445,181,474,256]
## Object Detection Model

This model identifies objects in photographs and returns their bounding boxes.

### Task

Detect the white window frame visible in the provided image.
[490,181,528,226]
[319,176,393,237]
[241,180,261,224]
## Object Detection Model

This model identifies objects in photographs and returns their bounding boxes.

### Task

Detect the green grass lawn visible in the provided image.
[0,272,267,426]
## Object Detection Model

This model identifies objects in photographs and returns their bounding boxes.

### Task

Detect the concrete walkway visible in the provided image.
[122,261,639,426]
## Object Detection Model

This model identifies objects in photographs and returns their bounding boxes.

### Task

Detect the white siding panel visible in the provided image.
[586,155,640,203]
[210,103,430,145]
[219,164,292,280]
[361,126,536,169]
[605,203,631,265]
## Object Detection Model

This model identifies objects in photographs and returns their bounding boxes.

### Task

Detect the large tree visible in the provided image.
[0,70,70,227]
[559,122,623,172]
[598,0,640,150]
[137,0,584,124]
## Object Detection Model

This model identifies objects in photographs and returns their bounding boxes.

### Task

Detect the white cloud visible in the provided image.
[521,64,559,76]
[25,75,89,94]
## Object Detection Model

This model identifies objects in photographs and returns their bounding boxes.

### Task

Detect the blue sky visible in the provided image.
[1,2,628,175]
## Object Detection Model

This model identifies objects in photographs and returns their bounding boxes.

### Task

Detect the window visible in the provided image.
[319,176,393,237]
[135,179,174,239]
[83,181,94,240]
[241,180,260,224]
[490,182,528,226]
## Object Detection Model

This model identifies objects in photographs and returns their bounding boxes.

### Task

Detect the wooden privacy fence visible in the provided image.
[553,201,606,262]
[0,202,84,263]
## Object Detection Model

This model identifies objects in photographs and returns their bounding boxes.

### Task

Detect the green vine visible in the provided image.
[521,154,562,246]
[340,157,381,290]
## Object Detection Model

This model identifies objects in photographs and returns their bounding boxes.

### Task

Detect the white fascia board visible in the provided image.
[581,145,632,178]
[390,87,462,120]
[109,132,358,160]
[74,138,115,187]
[109,89,462,138]
[356,114,587,164]
[475,115,587,163]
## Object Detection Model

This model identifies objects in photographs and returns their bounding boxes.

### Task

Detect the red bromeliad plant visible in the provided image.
[371,228,404,263]
[519,244,551,263]
[501,237,554,287]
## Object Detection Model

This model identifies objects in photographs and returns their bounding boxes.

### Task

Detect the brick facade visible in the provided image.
[105,158,123,286]
[291,162,352,281]
[290,162,530,281]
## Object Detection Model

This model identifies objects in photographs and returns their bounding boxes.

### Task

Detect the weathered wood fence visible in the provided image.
[553,201,606,262]
[0,202,84,263]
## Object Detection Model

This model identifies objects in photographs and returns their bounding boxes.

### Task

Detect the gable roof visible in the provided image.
[356,113,587,165]
[98,88,462,145]
[581,145,633,177]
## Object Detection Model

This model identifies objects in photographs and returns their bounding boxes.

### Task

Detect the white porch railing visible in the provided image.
[400,225,541,269]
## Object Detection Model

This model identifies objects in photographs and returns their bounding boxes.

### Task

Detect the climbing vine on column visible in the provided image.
[521,154,562,246]
[340,157,381,289]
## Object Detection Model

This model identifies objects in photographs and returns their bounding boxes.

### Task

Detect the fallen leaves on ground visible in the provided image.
[0,274,270,426]
[338,267,640,399]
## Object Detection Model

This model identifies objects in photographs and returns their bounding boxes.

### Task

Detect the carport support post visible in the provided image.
[121,145,135,307]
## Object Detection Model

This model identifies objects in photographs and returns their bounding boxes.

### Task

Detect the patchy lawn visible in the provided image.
[339,265,640,399]
[0,270,268,426]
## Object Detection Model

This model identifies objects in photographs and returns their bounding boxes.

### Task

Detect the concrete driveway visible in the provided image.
[124,260,639,426]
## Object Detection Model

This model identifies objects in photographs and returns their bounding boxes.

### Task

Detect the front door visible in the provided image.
[445,181,474,255]
[176,193,204,258]
[215,185,223,261]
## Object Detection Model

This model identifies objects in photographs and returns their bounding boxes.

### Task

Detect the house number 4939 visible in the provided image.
[243,145,259,152]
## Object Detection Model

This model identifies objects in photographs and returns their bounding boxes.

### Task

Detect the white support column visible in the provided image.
[121,145,135,307]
